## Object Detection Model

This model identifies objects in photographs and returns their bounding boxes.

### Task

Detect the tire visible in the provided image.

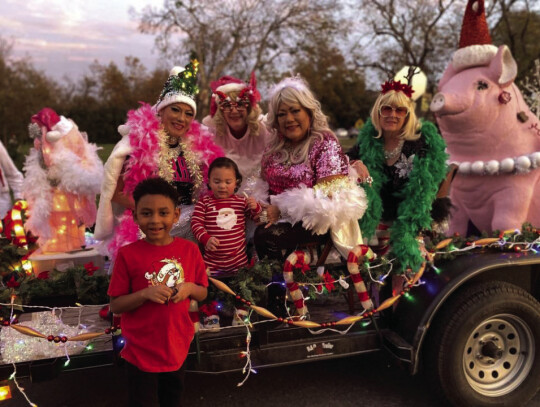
[425,281,540,407]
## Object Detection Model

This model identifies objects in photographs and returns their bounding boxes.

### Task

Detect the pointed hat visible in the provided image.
[452,0,498,72]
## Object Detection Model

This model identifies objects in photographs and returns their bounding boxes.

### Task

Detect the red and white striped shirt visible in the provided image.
[191,195,261,273]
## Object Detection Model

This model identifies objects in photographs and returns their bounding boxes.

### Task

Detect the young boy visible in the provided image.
[108,177,208,407]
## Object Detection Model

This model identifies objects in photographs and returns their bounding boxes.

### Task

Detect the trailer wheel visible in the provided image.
[425,281,540,407]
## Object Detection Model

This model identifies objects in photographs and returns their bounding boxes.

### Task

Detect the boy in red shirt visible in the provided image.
[108,177,208,407]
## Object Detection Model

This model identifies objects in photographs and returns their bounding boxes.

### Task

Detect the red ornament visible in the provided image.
[6,276,20,288]
[47,335,54,342]
[60,336,68,343]
[37,270,50,280]
[381,80,414,98]
[498,91,511,104]
[322,272,335,292]
[84,262,99,276]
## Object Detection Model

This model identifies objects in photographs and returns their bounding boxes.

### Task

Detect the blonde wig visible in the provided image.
[370,90,421,140]
[265,76,335,165]
[213,91,262,139]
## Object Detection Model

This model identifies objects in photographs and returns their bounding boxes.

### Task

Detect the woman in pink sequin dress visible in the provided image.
[253,76,367,262]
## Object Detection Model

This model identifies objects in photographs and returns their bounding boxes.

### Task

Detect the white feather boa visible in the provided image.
[22,149,54,239]
[270,173,367,235]
[49,143,103,195]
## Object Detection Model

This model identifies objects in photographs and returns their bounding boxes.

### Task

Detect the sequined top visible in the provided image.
[261,132,348,195]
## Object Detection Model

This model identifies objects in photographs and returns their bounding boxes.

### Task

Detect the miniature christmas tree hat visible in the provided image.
[155,60,199,114]
[452,0,498,72]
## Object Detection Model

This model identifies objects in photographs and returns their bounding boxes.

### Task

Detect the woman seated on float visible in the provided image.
[253,75,367,263]
[94,60,223,260]
[349,79,449,273]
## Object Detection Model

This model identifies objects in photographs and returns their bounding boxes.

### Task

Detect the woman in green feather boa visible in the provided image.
[349,80,449,273]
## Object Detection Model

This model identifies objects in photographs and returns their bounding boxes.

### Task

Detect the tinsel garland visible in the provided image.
[356,119,448,273]
[157,128,203,202]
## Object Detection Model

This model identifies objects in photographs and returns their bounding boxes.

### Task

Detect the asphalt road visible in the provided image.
[3,352,540,407]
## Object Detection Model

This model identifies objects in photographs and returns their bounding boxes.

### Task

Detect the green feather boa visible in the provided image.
[356,119,448,273]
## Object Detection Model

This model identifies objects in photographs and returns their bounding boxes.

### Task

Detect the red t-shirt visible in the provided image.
[107,238,208,372]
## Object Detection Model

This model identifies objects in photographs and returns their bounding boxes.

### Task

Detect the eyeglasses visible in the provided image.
[219,101,249,112]
[379,105,409,118]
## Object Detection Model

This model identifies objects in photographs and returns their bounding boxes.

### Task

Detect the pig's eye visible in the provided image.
[477,81,489,90]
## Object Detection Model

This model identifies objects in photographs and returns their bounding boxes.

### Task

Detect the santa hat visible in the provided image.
[155,60,199,114]
[210,72,261,117]
[31,107,73,142]
[452,0,498,72]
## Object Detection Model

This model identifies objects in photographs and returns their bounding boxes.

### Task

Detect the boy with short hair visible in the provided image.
[108,177,208,407]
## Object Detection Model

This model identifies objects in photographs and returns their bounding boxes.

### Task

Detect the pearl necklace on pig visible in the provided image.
[452,151,540,176]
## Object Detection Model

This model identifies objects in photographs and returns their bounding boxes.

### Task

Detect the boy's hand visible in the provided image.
[246,197,258,211]
[142,285,173,304]
[206,236,219,251]
[171,282,195,303]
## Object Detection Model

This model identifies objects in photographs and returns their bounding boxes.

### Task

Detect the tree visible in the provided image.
[488,0,540,79]
[292,40,375,128]
[136,0,343,118]
[351,0,463,87]
[0,37,60,164]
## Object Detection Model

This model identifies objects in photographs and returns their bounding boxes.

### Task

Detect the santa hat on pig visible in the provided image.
[451,0,516,78]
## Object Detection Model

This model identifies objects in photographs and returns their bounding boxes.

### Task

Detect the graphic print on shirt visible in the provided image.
[144,258,185,288]
[215,207,237,230]
[173,154,192,183]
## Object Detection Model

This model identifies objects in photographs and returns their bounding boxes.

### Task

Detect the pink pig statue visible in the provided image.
[431,45,540,235]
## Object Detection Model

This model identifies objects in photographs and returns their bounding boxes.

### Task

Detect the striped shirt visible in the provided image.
[191,195,261,273]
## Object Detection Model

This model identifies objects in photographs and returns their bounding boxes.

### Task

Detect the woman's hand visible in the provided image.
[351,160,372,185]
[206,236,219,251]
[264,204,281,228]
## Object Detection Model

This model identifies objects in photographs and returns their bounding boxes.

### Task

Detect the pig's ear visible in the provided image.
[489,45,517,88]
[438,63,457,91]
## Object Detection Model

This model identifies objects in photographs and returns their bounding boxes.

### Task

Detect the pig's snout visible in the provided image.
[430,92,468,116]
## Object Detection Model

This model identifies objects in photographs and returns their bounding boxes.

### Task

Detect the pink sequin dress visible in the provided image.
[261,133,349,194]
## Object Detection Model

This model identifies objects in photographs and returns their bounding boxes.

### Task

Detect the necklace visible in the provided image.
[384,139,404,160]
[157,128,203,202]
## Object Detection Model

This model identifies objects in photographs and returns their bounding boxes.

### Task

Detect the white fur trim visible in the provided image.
[452,44,498,72]
[22,148,54,240]
[170,66,184,76]
[155,94,197,114]
[270,178,367,235]
[94,136,133,240]
[216,83,246,94]
[52,116,74,135]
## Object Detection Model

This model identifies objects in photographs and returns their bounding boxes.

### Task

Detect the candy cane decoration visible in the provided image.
[347,245,376,311]
[283,250,311,316]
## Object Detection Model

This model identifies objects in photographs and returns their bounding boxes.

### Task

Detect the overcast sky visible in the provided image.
[0,0,159,81]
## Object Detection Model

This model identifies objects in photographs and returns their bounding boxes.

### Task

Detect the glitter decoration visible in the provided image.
[0,311,90,363]
[156,60,199,108]
[313,175,351,197]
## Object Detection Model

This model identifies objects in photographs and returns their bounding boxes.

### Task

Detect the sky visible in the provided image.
[0,0,160,81]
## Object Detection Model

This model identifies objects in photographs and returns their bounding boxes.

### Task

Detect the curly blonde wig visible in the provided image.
[212,91,262,139]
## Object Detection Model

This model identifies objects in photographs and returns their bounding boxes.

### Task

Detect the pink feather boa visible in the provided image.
[108,102,224,259]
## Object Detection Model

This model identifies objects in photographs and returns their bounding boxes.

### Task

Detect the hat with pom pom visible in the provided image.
[155,60,199,114]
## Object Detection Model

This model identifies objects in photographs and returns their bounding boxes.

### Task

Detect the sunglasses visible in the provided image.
[379,105,409,118]
[219,100,249,112]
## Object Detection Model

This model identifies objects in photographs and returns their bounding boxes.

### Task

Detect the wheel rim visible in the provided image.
[463,313,535,397]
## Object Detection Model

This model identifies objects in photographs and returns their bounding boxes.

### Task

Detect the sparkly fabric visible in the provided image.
[262,133,348,194]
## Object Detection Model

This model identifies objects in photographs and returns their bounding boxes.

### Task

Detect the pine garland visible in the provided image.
[356,119,448,273]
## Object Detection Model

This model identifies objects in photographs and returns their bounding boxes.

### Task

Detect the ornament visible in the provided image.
[517,111,529,122]
[498,91,511,104]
